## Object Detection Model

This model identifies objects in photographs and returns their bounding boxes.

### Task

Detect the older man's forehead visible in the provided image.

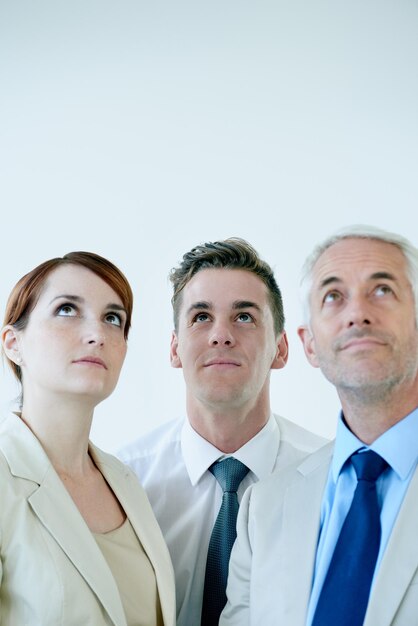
[311,238,409,288]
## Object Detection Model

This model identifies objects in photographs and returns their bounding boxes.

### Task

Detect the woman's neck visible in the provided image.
[19,395,95,475]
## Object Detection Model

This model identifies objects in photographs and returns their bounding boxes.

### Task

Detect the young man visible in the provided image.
[222,225,418,626]
[119,238,325,626]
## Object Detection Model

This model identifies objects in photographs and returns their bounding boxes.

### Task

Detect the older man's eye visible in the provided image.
[375,285,394,297]
[323,291,341,304]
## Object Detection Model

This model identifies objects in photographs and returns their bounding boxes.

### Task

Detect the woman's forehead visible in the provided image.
[36,264,123,305]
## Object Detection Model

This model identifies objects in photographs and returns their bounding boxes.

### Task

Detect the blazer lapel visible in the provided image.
[1,415,173,626]
[0,415,126,626]
[28,465,127,626]
[280,444,333,622]
[365,466,418,626]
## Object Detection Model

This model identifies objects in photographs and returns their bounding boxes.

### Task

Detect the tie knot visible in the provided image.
[351,450,388,482]
[209,457,249,493]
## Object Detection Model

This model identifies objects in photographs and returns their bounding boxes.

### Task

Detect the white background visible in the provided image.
[0,1,417,453]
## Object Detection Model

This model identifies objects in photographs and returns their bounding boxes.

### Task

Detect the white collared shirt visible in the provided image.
[119,414,326,626]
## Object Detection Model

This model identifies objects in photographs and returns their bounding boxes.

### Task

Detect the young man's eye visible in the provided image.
[237,313,254,323]
[56,303,77,316]
[194,313,210,323]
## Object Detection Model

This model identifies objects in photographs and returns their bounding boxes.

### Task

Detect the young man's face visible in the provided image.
[171,268,287,414]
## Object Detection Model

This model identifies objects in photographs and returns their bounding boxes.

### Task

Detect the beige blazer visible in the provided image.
[221,441,418,626]
[0,413,176,626]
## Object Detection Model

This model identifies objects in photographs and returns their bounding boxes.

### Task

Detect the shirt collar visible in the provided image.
[181,414,281,486]
[331,407,418,482]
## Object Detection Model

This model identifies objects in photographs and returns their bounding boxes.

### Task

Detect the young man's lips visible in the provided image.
[73,357,107,369]
[204,360,240,367]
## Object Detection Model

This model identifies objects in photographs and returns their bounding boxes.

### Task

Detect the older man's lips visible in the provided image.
[340,338,385,351]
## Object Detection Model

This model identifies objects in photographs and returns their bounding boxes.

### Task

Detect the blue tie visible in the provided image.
[311,450,389,626]
[201,457,250,626]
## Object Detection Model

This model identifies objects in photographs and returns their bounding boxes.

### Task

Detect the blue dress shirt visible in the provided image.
[306,407,418,626]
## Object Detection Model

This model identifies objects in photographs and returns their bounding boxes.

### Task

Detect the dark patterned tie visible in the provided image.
[201,457,250,626]
[311,450,389,626]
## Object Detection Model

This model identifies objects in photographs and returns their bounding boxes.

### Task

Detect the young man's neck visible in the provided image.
[187,400,271,453]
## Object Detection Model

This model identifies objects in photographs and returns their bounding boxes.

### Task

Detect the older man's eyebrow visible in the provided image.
[318,277,342,290]
[319,271,398,291]
[232,300,262,312]
[317,271,401,295]
[369,271,397,282]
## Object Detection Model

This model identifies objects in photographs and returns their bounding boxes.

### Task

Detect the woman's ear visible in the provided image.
[1,325,23,366]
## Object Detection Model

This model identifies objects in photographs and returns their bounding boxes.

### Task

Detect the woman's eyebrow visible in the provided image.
[48,294,83,305]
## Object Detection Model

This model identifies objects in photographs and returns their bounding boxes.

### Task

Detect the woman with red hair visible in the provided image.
[0,252,175,626]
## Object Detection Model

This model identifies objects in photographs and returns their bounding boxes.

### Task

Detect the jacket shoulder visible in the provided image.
[252,440,334,502]
[89,442,143,485]
[274,413,329,452]
[117,417,183,464]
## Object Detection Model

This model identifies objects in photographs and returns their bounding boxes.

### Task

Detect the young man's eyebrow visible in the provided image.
[185,300,262,315]
[232,300,262,312]
[186,301,211,315]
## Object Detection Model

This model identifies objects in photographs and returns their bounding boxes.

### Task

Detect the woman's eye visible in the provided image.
[105,313,122,327]
[56,304,77,316]
[237,313,253,323]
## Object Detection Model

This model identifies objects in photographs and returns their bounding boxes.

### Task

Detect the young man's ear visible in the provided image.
[170,331,182,368]
[271,331,289,370]
[297,325,320,368]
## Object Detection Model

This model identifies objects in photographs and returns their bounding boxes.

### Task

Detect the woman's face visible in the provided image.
[4,264,128,406]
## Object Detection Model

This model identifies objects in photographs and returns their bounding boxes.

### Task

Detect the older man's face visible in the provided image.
[298,238,418,398]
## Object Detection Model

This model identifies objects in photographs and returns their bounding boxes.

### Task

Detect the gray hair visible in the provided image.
[300,224,418,324]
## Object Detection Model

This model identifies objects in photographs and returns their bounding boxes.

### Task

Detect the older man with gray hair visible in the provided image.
[221,224,418,626]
